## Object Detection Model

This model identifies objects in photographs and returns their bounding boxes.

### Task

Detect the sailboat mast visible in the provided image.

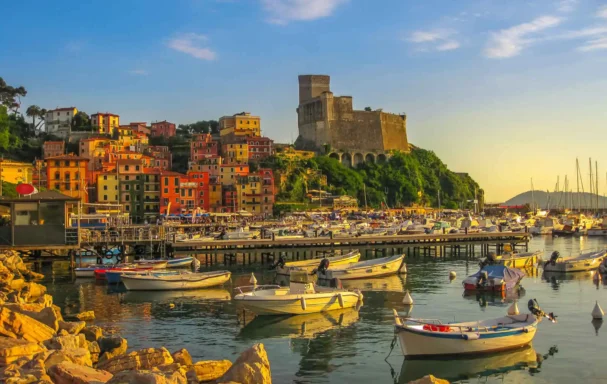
[531,179,535,213]
[576,158,581,212]
[596,161,599,213]
[589,158,594,211]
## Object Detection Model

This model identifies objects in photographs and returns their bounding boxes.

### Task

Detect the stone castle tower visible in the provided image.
[296,75,409,162]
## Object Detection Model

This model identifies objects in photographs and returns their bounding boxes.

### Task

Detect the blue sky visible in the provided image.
[2,0,607,201]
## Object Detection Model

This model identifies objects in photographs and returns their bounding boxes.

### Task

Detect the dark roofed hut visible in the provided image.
[0,191,79,248]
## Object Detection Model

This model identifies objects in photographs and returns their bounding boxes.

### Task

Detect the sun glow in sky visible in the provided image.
[1,0,607,201]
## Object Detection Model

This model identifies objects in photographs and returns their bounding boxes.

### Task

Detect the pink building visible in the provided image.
[151,121,176,138]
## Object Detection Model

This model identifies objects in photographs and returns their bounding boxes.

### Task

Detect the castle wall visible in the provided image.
[329,110,385,152]
[380,113,409,151]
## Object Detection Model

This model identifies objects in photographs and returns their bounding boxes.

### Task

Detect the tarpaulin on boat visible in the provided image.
[470,265,525,282]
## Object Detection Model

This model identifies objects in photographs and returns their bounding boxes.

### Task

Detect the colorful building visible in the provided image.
[219,164,249,186]
[91,113,120,135]
[221,143,249,164]
[187,171,210,212]
[143,169,161,219]
[209,180,222,212]
[128,122,150,136]
[43,141,65,159]
[191,133,219,161]
[179,177,197,212]
[0,160,34,185]
[79,138,117,171]
[117,159,145,221]
[219,112,261,137]
[97,173,119,204]
[246,136,273,160]
[146,146,172,170]
[160,171,184,215]
[46,155,90,203]
[260,168,275,215]
[45,107,77,138]
[151,121,176,138]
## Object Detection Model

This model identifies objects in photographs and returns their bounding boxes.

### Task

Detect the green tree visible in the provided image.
[0,77,27,114]
[364,107,372,111]
[25,105,46,135]
[71,111,90,131]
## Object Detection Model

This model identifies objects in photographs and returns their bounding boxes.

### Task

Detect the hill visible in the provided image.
[503,190,607,209]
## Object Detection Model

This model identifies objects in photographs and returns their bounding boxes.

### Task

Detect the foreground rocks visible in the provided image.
[408,375,450,384]
[0,251,273,384]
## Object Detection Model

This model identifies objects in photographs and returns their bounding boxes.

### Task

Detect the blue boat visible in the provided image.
[167,256,194,268]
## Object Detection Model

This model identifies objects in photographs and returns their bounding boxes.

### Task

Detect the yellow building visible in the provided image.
[91,112,120,135]
[97,173,119,203]
[222,143,249,163]
[209,182,222,212]
[46,155,90,203]
[236,174,263,213]
[219,112,260,137]
[220,164,249,186]
[0,160,33,185]
[80,138,117,171]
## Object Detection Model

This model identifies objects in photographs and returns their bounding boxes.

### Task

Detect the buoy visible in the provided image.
[337,293,344,308]
[169,303,175,309]
[449,271,457,279]
[249,273,257,286]
[593,271,601,282]
[592,318,603,336]
[393,309,403,326]
[402,290,413,305]
[508,302,519,316]
[399,263,407,274]
[300,297,307,311]
[592,301,604,320]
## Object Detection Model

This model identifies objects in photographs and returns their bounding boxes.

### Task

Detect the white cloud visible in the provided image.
[128,69,149,76]
[166,33,217,61]
[597,5,607,19]
[557,0,578,13]
[65,40,86,52]
[579,36,607,51]
[406,29,460,52]
[261,0,347,25]
[484,16,562,58]
[558,26,607,39]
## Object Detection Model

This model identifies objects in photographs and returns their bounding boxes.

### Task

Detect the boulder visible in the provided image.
[44,334,86,350]
[192,360,232,382]
[0,307,55,343]
[3,254,28,275]
[21,282,46,299]
[35,295,53,308]
[58,320,85,335]
[96,347,174,374]
[0,337,46,365]
[61,347,93,367]
[219,343,271,384]
[4,306,60,332]
[107,369,187,384]
[23,270,44,281]
[407,375,450,384]
[9,278,25,291]
[87,341,101,364]
[18,355,52,382]
[81,325,104,342]
[98,336,127,354]
[42,350,74,370]
[171,348,192,366]
[75,311,95,321]
[48,361,112,384]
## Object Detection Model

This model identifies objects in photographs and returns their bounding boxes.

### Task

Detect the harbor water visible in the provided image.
[42,236,607,383]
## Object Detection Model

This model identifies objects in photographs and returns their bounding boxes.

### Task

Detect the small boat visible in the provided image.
[480,250,540,270]
[106,269,178,284]
[542,250,607,273]
[74,264,107,278]
[462,265,525,292]
[272,250,361,276]
[233,271,363,315]
[176,236,216,243]
[587,227,607,236]
[121,270,231,291]
[221,228,260,240]
[93,264,144,280]
[166,256,195,268]
[134,260,168,269]
[393,299,556,358]
[315,254,406,281]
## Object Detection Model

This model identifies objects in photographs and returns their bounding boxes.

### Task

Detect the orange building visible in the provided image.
[43,141,65,159]
[187,171,210,212]
[46,155,90,203]
[91,113,120,135]
[160,171,184,215]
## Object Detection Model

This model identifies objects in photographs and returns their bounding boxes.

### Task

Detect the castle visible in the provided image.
[296,75,409,165]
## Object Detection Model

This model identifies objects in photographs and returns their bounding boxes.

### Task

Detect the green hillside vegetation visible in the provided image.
[262,147,483,210]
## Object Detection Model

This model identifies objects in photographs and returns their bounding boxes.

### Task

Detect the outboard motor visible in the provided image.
[479,252,498,268]
[528,299,558,322]
[476,270,489,288]
[316,258,330,275]
[329,277,342,289]
[545,251,560,267]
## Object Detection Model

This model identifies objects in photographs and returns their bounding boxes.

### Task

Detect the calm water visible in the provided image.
[42,237,607,383]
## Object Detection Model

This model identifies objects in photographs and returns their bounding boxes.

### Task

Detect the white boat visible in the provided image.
[393,300,556,358]
[134,260,168,270]
[121,270,231,291]
[480,250,541,269]
[316,254,406,281]
[176,235,216,243]
[529,218,562,235]
[222,228,260,240]
[233,271,363,315]
[587,227,607,237]
[542,250,607,273]
[166,256,195,268]
[74,264,106,278]
[273,250,361,276]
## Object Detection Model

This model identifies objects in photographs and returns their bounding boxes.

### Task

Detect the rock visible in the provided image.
[4,306,60,332]
[96,347,174,374]
[192,360,232,382]
[0,337,46,365]
[407,375,450,384]
[19,355,52,382]
[81,325,104,342]
[35,295,53,308]
[219,343,271,384]
[44,334,86,350]
[42,350,74,370]
[171,348,192,366]
[21,282,46,299]
[75,311,95,321]
[0,307,55,343]
[58,320,85,335]
[23,270,44,281]
[62,347,93,367]
[98,335,127,354]
[4,254,28,275]
[9,278,25,291]
[107,369,187,384]
[48,361,112,384]
[87,341,101,363]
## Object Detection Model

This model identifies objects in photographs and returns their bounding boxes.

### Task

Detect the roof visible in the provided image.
[151,120,174,125]
[0,190,79,202]
[91,112,120,117]
[46,154,89,161]
[44,141,65,145]
[116,159,143,165]
[160,171,186,176]
[48,107,76,112]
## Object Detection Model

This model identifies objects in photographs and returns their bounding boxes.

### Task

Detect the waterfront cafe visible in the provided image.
[0,191,79,247]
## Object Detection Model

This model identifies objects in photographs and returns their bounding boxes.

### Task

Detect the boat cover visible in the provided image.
[470,265,525,282]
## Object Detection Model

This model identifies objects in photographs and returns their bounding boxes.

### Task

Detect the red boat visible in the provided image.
[94,265,153,280]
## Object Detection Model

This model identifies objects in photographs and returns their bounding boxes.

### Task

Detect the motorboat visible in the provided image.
[134,260,169,269]
[462,265,525,292]
[105,267,169,284]
[166,256,195,268]
[393,299,556,358]
[233,271,363,315]
[121,270,231,291]
[269,228,305,240]
[587,227,607,237]
[93,264,150,280]
[272,250,361,276]
[221,228,260,240]
[529,218,562,235]
[542,250,607,273]
[315,254,406,281]
[479,250,541,270]
[74,264,108,278]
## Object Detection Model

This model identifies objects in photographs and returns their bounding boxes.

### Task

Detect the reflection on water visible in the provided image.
[40,236,607,383]
[462,287,526,308]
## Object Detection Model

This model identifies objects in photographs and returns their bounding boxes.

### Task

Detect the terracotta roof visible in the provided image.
[0,190,79,202]
[117,159,143,165]
[46,154,89,161]
[48,107,76,112]
[91,112,120,117]
[160,171,186,176]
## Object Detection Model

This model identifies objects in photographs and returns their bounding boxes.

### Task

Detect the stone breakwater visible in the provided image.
[0,251,272,384]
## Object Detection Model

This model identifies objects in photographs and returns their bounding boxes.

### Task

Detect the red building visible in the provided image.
[247,136,273,161]
[222,187,238,213]
[43,141,65,159]
[147,146,172,170]
[128,122,151,136]
[190,133,219,161]
[160,171,184,214]
[151,121,176,138]
[179,176,197,213]
[186,171,210,212]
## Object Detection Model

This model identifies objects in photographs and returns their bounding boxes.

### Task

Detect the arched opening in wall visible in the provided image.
[329,153,340,161]
[365,153,375,163]
[341,153,352,168]
[353,153,364,167]
[377,154,387,163]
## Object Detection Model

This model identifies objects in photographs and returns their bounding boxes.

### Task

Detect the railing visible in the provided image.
[233,285,281,295]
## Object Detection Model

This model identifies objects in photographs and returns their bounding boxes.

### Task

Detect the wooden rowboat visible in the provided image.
[121,270,231,291]
[274,250,361,276]
[316,254,406,281]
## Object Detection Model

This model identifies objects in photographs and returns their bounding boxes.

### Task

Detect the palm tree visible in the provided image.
[25,105,46,135]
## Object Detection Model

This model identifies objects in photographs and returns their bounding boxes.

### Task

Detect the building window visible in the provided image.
[125,185,130,191]
[125,195,130,201]
[175,188,179,194]
[103,195,107,200]
[103,175,108,180]
[164,188,168,193]
[54,183,60,190]
[136,166,140,171]
[125,176,130,181]
[135,185,140,191]
[125,165,130,171]
[103,185,108,190]
[164,177,169,185]
[174,177,178,186]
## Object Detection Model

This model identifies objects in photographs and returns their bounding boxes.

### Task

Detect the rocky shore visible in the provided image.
[0,251,272,384]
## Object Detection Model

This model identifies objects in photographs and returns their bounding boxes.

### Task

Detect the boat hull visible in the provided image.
[275,251,361,276]
[121,271,231,291]
[498,252,539,269]
[543,256,605,272]
[317,254,405,281]
[234,291,362,315]
[166,257,194,268]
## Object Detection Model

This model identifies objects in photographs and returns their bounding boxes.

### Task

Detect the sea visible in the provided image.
[41,236,607,383]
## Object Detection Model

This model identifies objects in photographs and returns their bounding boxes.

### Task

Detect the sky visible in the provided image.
[1,0,607,202]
